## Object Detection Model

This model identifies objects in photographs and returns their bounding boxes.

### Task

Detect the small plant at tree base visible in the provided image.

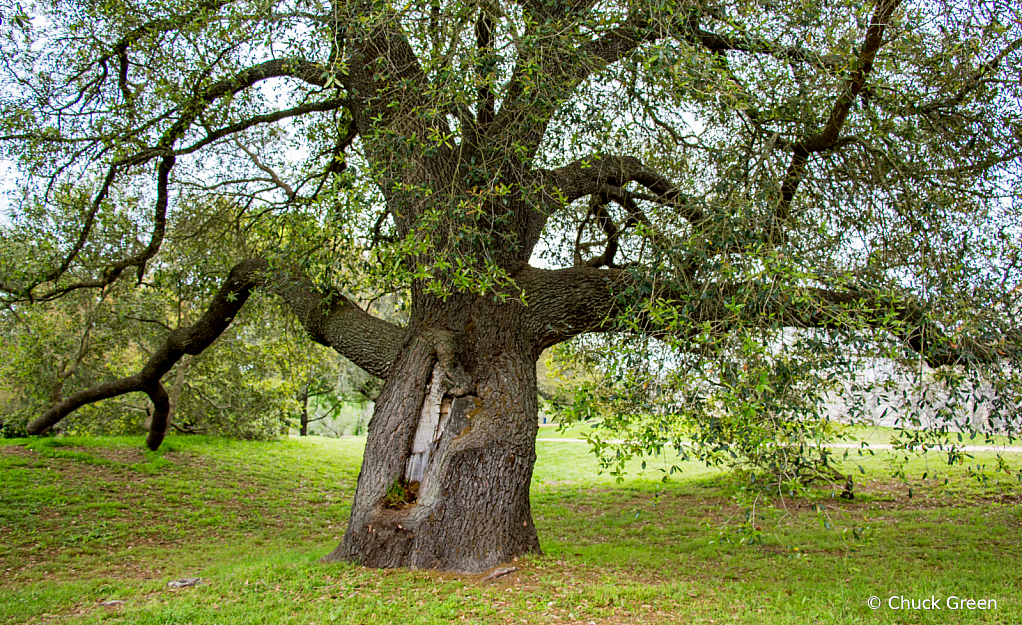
[383,479,418,509]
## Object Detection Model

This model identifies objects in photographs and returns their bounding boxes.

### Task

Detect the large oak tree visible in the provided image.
[2,0,1021,572]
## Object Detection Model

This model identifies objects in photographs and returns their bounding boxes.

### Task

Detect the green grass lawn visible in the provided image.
[1,433,1020,624]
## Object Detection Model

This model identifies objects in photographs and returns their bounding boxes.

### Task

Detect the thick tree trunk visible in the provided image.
[323,298,543,573]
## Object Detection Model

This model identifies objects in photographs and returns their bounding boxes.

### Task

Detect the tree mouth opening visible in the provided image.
[383,478,419,509]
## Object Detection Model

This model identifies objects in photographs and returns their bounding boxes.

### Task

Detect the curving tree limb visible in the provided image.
[27,259,404,449]
[7,57,337,303]
[773,0,903,240]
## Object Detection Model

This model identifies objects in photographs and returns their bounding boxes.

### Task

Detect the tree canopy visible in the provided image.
[2,0,1021,571]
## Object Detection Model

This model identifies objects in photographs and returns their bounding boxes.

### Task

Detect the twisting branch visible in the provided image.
[6,58,331,301]
[27,259,405,449]
[772,0,903,240]
[114,42,133,104]
[475,10,496,131]
[544,154,702,221]
[572,204,594,268]
[574,187,654,268]
[543,154,698,270]
[574,192,619,268]
[233,139,297,201]
[26,259,262,448]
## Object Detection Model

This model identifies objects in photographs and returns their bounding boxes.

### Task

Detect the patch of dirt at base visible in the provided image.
[0,445,39,458]
[64,446,148,465]
[813,479,1022,512]
[160,450,212,469]
[53,445,207,470]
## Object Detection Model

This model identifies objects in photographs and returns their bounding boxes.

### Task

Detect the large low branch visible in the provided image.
[27,259,404,449]
[264,265,405,378]
[26,259,262,447]
[518,265,1005,368]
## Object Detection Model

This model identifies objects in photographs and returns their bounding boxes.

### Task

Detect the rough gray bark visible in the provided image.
[324,297,542,572]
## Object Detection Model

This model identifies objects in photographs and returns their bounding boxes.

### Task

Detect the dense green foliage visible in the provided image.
[0,199,347,438]
[1,0,1021,484]
[0,282,316,439]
